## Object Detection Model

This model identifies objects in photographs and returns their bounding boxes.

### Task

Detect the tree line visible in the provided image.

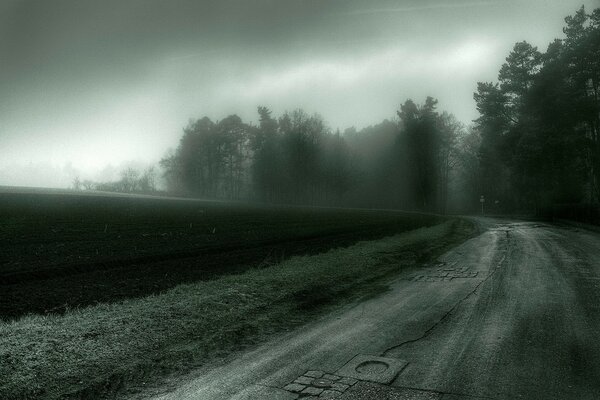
[160,6,599,215]
[160,102,467,213]
[474,6,599,214]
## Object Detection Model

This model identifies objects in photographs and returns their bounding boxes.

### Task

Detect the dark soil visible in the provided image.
[0,192,443,320]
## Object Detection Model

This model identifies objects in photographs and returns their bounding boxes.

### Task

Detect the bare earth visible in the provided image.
[149,219,600,400]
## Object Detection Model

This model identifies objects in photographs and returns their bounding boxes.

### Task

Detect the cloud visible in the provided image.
[346,1,497,15]
[188,38,498,133]
[227,39,496,101]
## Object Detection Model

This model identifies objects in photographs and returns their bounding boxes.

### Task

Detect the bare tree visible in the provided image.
[120,167,140,192]
[139,166,157,192]
[72,176,81,190]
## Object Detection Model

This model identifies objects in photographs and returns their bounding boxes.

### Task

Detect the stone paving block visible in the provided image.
[337,377,358,386]
[294,376,313,385]
[283,383,306,393]
[312,378,334,388]
[301,386,324,396]
[322,373,340,381]
[320,389,342,398]
[305,370,325,378]
[330,382,349,392]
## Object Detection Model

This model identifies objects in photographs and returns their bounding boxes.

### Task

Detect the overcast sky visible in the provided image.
[1,0,597,187]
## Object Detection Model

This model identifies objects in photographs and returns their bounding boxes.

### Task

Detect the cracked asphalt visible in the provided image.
[150,219,600,400]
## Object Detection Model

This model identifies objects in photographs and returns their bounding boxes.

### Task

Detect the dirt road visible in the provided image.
[149,219,600,400]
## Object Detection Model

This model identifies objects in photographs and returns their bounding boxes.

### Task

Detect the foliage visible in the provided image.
[162,108,359,206]
[72,166,158,194]
[162,105,466,212]
[473,6,600,213]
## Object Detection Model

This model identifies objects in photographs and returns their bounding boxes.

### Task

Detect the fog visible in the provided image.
[1,0,594,189]
[2,6,600,397]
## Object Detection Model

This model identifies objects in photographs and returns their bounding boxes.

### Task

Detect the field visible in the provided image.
[0,191,446,320]
[0,191,474,399]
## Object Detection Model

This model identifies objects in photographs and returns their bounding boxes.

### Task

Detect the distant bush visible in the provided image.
[72,166,157,194]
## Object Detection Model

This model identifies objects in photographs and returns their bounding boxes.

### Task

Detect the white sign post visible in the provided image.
[480,195,485,215]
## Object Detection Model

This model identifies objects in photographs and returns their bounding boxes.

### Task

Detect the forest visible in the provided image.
[154,7,599,217]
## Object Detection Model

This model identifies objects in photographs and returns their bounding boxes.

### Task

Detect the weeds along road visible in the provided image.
[148,219,600,400]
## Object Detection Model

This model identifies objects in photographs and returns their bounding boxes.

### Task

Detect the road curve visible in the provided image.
[148,219,600,400]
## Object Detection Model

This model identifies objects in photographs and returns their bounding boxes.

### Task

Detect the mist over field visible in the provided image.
[2,0,597,206]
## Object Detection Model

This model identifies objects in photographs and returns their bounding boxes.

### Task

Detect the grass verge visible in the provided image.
[0,218,474,400]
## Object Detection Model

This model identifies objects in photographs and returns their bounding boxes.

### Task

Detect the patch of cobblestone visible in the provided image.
[302,387,324,396]
[283,370,359,397]
[320,390,342,398]
[312,378,333,388]
[283,383,306,393]
[330,383,349,392]
[295,376,314,385]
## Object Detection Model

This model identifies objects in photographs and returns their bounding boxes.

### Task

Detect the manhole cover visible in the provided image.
[336,355,408,384]
[356,361,388,374]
